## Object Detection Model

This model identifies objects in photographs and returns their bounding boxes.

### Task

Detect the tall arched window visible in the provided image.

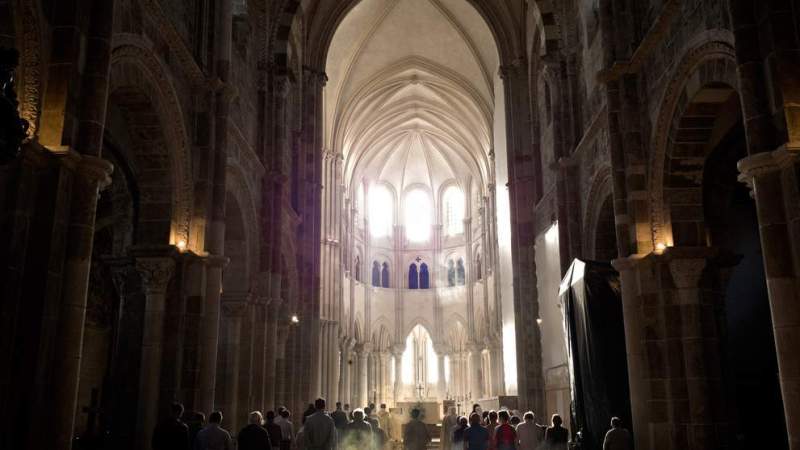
[447,259,455,287]
[369,184,393,238]
[381,262,390,288]
[372,261,381,287]
[475,253,482,280]
[443,186,465,236]
[408,263,419,289]
[419,263,430,289]
[354,256,361,282]
[405,189,431,242]
[456,258,466,286]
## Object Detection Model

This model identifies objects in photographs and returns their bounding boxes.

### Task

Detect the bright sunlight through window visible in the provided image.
[443,186,464,236]
[405,189,431,242]
[369,185,393,238]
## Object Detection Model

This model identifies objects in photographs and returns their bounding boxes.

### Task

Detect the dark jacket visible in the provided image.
[152,418,190,450]
[238,424,272,450]
[264,422,283,449]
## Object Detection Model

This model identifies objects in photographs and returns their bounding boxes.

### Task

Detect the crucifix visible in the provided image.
[415,383,425,399]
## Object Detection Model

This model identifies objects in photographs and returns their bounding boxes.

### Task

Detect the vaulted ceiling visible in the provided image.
[325,0,500,196]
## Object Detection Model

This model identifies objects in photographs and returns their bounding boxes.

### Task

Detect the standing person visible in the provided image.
[441,407,459,450]
[275,408,294,450]
[344,404,352,421]
[264,411,283,450]
[494,411,516,450]
[377,404,390,432]
[302,404,316,425]
[152,402,190,450]
[343,409,373,450]
[193,411,233,450]
[189,412,206,448]
[451,416,469,450]
[543,415,568,450]
[602,417,632,450]
[463,413,489,450]
[402,409,431,450]
[515,412,543,450]
[486,411,499,450]
[331,402,348,431]
[364,406,386,449]
[303,398,337,450]
[238,412,271,450]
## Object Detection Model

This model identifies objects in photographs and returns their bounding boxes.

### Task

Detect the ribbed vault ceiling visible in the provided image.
[326,0,500,196]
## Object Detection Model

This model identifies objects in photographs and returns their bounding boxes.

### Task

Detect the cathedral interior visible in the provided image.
[0,0,799,449]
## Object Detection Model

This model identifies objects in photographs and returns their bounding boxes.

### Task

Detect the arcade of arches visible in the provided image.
[0,1,799,450]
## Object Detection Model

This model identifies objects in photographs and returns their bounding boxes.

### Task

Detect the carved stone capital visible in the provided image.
[668,257,707,289]
[105,257,137,296]
[738,147,797,193]
[221,300,249,317]
[135,257,175,295]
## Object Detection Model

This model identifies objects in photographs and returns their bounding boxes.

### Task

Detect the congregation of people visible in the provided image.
[152,399,631,450]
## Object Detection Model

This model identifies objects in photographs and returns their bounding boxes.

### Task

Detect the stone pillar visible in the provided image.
[468,344,483,402]
[356,344,371,407]
[489,344,505,396]
[739,149,800,449]
[49,155,113,450]
[393,348,404,403]
[263,299,280,410]
[437,353,447,398]
[613,247,728,450]
[339,339,352,405]
[134,256,175,450]
[196,256,227,414]
[219,296,248,433]
[274,323,290,407]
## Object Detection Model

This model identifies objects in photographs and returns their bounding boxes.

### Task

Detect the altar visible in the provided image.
[395,400,442,424]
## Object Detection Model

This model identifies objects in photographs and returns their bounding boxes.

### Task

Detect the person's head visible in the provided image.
[510,416,521,426]
[498,410,510,424]
[194,412,206,424]
[380,404,387,410]
[280,409,291,419]
[353,409,365,421]
[344,403,350,411]
[249,411,264,425]
[369,403,376,411]
[209,411,223,425]
[364,406,372,416]
[481,411,489,423]
[336,402,342,410]
[551,414,562,427]
[469,413,481,426]
[315,398,326,411]
[523,412,535,423]
[410,408,421,420]
[610,417,622,429]
[266,411,276,422]
[458,416,468,428]
[170,402,185,419]
[472,404,481,413]
[489,411,498,423]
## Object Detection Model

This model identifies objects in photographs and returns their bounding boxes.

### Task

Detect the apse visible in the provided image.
[321,0,518,407]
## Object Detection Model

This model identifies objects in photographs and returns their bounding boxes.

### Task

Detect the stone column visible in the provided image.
[739,149,800,449]
[489,344,505,397]
[263,298,280,410]
[613,247,728,450]
[274,323,290,407]
[468,344,483,402]
[339,339,352,405]
[393,347,404,403]
[437,353,447,398]
[356,343,371,407]
[49,155,113,450]
[196,256,228,414]
[219,296,248,433]
[134,256,175,450]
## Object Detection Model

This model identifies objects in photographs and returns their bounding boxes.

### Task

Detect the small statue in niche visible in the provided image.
[0,47,29,164]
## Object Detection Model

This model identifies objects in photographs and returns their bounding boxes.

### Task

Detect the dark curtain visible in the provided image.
[560,259,632,450]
